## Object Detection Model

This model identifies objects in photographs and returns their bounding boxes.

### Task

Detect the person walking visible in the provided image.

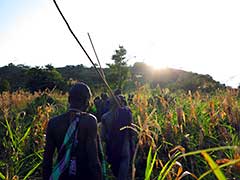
[43,82,102,180]
[101,95,134,180]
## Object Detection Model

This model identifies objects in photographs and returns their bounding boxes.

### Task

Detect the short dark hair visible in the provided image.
[114,88,122,96]
[68,82,92,109]
[101,93,108,100]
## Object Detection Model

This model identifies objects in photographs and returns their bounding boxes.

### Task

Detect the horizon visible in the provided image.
[0,61,235,88]
[0,0,240,87]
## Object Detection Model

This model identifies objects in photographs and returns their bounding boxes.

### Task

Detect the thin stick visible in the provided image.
[131,143,139,180]
[87,32,106,80]
[52,0,120,107]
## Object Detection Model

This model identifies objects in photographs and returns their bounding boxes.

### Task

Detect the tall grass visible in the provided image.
[0,90,66,179]
[129,86,240,179]
[1,86,240,179]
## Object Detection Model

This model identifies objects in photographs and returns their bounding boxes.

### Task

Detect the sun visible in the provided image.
[147,60,169,70]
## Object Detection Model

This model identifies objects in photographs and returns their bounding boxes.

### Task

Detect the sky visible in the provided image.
[0,0,240,87]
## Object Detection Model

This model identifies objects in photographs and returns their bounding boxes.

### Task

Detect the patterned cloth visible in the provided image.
[49,114,80,180]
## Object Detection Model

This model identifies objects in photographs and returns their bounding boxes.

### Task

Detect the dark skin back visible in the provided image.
[43,111,102,180]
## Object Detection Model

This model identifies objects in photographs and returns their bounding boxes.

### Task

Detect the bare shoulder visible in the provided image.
[102,111,115,126]
[47,113,68,128]
[101,111,111,120]
[82,113,97,125]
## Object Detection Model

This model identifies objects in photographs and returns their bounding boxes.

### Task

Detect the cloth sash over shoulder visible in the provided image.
[49,112,81,180]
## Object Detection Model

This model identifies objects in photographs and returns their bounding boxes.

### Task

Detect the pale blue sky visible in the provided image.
[0,0,240,87]
[0,0,43,31]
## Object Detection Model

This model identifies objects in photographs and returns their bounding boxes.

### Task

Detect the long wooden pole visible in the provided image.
[87,33,106,80]
[52,0,120,107]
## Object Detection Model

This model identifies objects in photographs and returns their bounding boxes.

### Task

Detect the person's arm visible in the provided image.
[100,116,106,142]
[128,108,136,159]
[42,120,55,180]
[86,116,102,180]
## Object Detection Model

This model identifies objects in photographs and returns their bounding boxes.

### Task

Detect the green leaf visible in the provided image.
[5,117,17,148]
[201,151,226,180]
[160,152,182,180]
[145,146,152,180]
[0,171,5,180]
[19,126,31,144]
[23,161,41,180]
[146,149,158,180]
[199,158,240,180]
[157,158,172,180]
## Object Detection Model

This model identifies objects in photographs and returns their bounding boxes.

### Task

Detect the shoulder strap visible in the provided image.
[50,112,82,180]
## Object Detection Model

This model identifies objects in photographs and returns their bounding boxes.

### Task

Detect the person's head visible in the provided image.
[118,94,127,106]
[94,96,100,103]
[109,94,127,110]
[68,82,92,111]
[101,93,108,101]
[114,88,122,96]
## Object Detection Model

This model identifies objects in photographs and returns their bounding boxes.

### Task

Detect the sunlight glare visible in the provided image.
[147,60,169,70]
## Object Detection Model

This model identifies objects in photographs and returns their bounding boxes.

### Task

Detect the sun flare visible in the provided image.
[147,60,169,70]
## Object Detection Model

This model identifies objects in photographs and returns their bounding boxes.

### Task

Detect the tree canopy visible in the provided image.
[106,45,130,89]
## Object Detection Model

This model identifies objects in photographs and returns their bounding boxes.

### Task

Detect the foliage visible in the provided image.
[0,61,226,93]
[26,65,67,92]
[0,63,239,179]
[131,63,225,92]
[128,85,240,179]
[2,84,240,179]
[0,63,29,91]
[0,79,11,93]
[0,90,66,179]
[106,46,130,89]
[57,64,103,92]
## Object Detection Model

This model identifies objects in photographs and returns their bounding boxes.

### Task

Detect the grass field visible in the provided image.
[0,86,239,179]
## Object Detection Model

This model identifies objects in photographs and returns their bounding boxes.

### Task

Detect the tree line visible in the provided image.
[0,46,226,93]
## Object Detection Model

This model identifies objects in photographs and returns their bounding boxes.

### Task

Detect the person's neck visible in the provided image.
[69,107,83,112]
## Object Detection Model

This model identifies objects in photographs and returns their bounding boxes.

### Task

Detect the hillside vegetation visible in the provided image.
[0,62,225,94]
